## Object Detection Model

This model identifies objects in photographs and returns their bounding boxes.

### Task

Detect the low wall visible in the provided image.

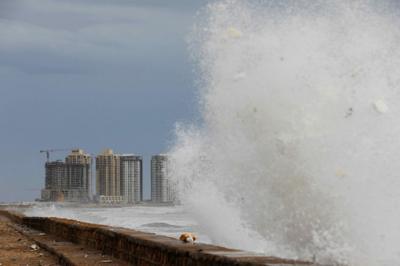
[0,209,312,266]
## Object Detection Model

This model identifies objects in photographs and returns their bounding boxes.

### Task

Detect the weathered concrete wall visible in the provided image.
[0,209,312,266]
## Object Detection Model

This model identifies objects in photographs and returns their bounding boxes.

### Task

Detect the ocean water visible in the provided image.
[23,203,211,243]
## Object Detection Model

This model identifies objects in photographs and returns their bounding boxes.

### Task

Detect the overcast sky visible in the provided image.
[0,0,207,202]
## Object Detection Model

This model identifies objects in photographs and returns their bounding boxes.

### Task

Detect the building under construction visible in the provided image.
[41,149,91,202]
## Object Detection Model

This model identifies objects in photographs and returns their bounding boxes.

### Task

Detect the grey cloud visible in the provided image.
[1,0,204,30]
[0,0,197,74]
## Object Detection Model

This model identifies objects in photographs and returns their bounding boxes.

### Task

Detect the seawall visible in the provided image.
[0,209,312,266]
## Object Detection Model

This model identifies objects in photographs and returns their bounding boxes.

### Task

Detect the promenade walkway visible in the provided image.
[0,215,59,266]
[0,213,128,266]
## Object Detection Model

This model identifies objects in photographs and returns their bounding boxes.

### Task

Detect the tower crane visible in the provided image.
[40,148,72,162]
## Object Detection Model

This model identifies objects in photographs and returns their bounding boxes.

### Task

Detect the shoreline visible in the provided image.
[0,207,314,266]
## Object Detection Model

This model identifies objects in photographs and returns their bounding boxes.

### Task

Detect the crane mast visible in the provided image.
[40,148,72,162]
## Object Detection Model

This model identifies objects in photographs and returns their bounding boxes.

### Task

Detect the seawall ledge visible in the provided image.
[0,208,314,266]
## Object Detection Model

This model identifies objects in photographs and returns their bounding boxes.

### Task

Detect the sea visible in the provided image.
[19,203,212,244]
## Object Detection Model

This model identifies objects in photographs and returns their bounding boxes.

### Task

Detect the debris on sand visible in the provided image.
[30,244,39,251]
[179,232,197,243]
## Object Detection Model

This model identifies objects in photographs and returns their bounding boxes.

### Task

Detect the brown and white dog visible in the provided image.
[179,232,197,243]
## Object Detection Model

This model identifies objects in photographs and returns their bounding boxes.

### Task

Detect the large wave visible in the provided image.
[169,1,400,265]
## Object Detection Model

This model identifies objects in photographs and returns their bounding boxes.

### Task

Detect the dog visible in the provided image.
[179,232,197,243]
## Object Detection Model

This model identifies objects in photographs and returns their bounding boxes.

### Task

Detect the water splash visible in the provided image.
[169,1,400,265]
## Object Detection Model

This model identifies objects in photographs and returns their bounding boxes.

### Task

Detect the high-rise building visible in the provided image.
[96,149,123,204]
[41,149,91,202]
[65,149,92,199]
[42,161,67,201]
[120,155,143,203]
[66,149,91,164]
[151,154,174,203]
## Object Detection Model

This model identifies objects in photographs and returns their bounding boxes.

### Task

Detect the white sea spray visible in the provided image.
[169,1,400,265]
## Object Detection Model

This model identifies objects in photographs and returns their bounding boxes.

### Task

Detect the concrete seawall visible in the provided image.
[0,209,312,266]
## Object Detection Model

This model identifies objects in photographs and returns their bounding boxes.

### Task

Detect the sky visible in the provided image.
[0,0,207,202]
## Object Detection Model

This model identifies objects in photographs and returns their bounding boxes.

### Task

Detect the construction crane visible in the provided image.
[40,148,72,162]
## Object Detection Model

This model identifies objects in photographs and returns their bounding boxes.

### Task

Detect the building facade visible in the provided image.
[41,149,91,202]
[96,149,122,204]
[120,155,143,204]
[42,161,67,201]
[65,149,92,200]
[151,154,174,203]
[96,150,143,204]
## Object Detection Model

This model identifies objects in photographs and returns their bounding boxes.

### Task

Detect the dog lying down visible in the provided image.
[179,232,197,243]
